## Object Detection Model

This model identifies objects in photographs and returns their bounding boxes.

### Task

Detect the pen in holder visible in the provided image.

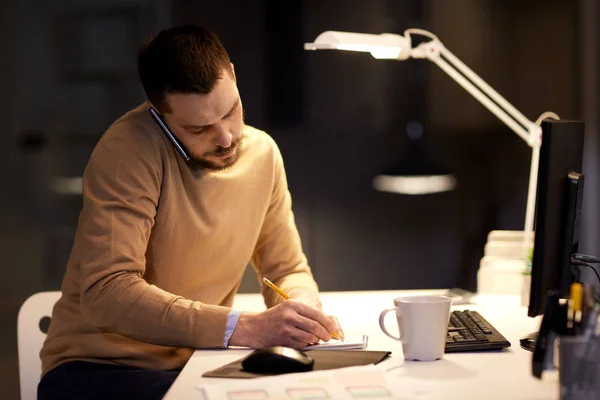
[558,297,600,399]
[558,332,600,400]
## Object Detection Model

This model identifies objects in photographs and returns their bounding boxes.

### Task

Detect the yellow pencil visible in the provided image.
[263,277,291,300]
[262,277,342,341]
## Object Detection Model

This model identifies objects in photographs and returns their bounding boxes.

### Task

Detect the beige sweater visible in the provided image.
[40,103,318,376]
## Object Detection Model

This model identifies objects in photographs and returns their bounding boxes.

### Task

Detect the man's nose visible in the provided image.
[214,123,233,148]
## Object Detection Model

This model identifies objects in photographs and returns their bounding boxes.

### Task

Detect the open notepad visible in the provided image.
[301,334,368,350]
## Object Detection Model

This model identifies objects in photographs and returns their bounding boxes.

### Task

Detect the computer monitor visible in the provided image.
[527,119,585,318]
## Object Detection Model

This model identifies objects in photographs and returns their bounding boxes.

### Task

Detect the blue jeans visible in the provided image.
[38,361,180,400]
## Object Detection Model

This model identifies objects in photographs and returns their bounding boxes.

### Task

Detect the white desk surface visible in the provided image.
[164,290,558,400]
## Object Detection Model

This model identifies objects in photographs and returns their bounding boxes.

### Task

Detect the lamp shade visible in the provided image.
[304,31,411,60]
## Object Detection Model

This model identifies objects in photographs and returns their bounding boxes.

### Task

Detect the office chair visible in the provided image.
[17,291,60,400]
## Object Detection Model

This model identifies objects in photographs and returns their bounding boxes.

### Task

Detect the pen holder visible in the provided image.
[558,334,600,400]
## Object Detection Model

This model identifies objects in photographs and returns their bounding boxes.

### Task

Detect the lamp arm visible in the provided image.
[406,32,559,240]
[439,45,537,136]
[433,53,534,143]
[409,38,539,146]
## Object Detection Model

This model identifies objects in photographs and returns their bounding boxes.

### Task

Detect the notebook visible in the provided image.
[301,334,368,350]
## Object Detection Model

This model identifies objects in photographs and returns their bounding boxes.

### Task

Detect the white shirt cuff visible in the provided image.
[224,310,242,347]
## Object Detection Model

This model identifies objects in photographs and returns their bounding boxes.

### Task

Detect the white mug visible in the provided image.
[379,295,452,361]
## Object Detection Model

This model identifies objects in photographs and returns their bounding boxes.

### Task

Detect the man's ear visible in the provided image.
[149,95,171,115]
[148,100,166,115]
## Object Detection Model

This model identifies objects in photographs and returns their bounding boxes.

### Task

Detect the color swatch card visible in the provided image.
[199,364,406,400]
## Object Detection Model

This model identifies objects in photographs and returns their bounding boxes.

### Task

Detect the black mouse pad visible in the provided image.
[202,350,392,379]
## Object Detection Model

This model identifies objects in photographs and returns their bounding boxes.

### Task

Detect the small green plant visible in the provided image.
[522,247,533,275]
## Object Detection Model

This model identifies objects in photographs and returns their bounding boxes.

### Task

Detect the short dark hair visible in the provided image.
[138,25,232,113]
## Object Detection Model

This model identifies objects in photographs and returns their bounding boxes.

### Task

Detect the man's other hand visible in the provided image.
[228,300,344,349]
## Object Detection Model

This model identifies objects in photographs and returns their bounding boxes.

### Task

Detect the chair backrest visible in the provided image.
[17,291,61,400]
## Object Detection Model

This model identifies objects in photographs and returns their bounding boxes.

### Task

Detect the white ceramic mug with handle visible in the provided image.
[379,295,452,361]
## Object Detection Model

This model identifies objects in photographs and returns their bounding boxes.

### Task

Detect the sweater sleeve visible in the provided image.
[251,141,319,308]
[77,120,230,348]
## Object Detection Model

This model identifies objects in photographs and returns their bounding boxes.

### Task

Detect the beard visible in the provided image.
[190,136,244,172]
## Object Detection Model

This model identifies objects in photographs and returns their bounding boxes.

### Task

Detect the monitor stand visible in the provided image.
[531,294,566,378]
[522,292,570,353]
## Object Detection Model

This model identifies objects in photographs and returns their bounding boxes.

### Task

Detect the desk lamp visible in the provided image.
[304,29,559,251]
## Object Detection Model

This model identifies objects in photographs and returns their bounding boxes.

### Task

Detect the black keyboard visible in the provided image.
[445,310,511,352]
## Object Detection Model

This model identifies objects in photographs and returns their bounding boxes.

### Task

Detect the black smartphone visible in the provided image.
[149,107,191,162]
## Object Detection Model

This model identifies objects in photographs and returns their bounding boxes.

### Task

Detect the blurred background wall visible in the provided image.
[1,0,598,398]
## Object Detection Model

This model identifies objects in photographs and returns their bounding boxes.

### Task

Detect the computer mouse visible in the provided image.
[241,346,314,374]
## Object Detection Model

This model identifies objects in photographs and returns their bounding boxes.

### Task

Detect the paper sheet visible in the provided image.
[198,364,406,400]
[301,334,368,350]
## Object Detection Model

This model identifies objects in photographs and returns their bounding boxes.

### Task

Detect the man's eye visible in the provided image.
[189,129,206,135]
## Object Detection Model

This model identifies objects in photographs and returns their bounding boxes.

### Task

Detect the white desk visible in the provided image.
[164,290,558,400]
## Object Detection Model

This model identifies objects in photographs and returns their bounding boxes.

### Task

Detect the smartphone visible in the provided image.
[149,107,191,162]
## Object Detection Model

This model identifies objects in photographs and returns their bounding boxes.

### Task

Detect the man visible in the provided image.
[38,24,343,400]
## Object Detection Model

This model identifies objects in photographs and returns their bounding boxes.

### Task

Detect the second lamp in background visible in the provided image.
[373,121,456,196]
